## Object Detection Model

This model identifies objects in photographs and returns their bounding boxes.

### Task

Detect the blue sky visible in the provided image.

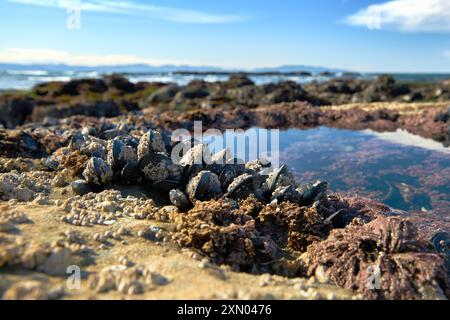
[1,0,450,72]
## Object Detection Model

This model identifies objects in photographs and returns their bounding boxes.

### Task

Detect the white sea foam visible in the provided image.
[0,70,344,90]
[7,70,49,76]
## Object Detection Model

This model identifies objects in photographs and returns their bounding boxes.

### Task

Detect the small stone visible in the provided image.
[314,265,329,284]
[38,247,72,276]
[137,230,146,238]
[128,283,144,295]
[327,292,337,300]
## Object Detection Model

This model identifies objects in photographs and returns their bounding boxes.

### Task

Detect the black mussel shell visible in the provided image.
[120,160,141,184]
[267,165,287,193]
[226,158,246,174]
[270,185,298,203]
[298,181,328,206]
[160,130,173,153]
[110,139,126,170]
[68,132,85,150]
[43,157,59,171]
[205,163,225,175]
[218,164,237,190]
[226,174,265,198]
[120,135,139,149]
[323,208,347,228]
[169,189,191,210]
[431,231,450,254]
[153,179,182,193]
[138,152,170,170]
[100,129,126,140]
[71,179,93,196]
[182,163,204,185]
[191,171,221,201]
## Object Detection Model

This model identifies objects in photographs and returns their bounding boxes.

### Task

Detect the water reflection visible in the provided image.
[204,126,450,214]
[278,127,450,213]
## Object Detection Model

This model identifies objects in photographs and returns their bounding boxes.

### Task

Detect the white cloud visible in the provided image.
[0,47,192,66]
[8,0,247,24]
[345,0,450,32]
[0,48,266,68]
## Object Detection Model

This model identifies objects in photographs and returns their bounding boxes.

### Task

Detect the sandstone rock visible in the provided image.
[2,281,49,300]
[39,247,72,276]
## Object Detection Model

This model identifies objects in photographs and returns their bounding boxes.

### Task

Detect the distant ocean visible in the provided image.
[0,69,449,91]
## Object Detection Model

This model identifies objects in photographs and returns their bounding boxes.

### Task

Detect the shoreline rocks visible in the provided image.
[1,74,450,129]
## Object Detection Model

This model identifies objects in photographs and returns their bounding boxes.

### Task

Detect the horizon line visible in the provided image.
[2,62,450,74]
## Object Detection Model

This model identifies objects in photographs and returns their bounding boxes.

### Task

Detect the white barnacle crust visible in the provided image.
[186,170,221,202]
[83,157,113,186]
[137,130,166,160]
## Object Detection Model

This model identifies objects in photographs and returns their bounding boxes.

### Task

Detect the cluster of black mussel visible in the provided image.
[50,125,450,260]
[63,126,328,212]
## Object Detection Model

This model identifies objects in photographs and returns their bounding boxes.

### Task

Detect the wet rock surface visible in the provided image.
[0,74,449,148]
[145,101,450,147]
[0,74,449,131]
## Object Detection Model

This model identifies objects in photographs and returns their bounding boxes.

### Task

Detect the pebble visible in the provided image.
[38,247,73,276]
[117,227,128,236]
[137,230,146,238]
[327,292,337,300]
[61,189,156,227]
[88,264,168,295]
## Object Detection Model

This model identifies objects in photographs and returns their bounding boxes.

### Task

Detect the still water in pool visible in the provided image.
[203,126,450,215]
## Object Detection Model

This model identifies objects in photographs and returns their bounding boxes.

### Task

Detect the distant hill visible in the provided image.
[0,63,347,74]
[253,65,347,73]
